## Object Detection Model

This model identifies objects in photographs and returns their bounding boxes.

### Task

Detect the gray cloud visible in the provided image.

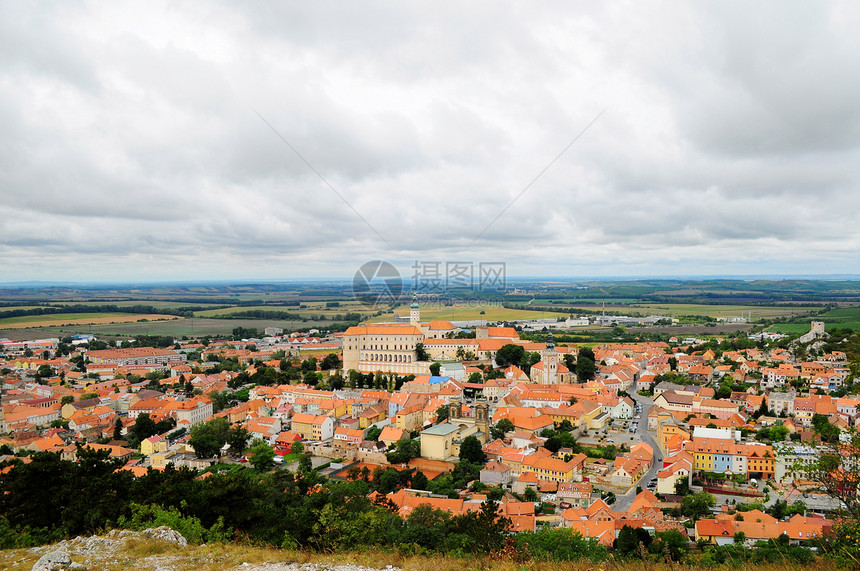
[1,0,859,282]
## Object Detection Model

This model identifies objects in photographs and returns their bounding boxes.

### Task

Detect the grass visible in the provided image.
[0,537,838,571]
[769,323,818,335]
[769,306,860,333]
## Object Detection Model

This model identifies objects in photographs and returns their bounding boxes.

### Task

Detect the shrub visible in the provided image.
[515,528,608,562]
[117,502,231,544]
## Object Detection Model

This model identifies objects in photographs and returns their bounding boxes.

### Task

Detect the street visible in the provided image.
[614,391,662,511]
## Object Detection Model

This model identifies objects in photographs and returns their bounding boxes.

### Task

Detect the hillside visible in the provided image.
[0,526,837,571]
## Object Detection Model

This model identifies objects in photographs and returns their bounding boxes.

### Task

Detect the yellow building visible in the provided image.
[342,324,427,374]
[140,435,168,456]
[358,404,387,429]
[659,424,691,453]
[394,405,424,433]
[290,413,335,441]
[420,423,463,461]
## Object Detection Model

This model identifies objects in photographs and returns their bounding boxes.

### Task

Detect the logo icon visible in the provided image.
[352,260,402,308]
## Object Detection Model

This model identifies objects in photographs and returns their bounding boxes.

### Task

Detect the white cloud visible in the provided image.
[1,0,859,282]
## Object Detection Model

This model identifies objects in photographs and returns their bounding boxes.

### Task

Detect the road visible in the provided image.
[614,391,662,511]
[610,394,779,512]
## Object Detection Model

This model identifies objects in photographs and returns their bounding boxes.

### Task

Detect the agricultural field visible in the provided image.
[0,312,179,329]
[769,306,860,334]
[630,303,820,320]
[56,300,214,310]
[371,304,569,323]
[0,318,328,339]
[768,323,814,335]
[193,300,372,318]
[0,305,46,312]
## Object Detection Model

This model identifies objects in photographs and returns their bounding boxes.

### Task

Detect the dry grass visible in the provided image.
[0,539,841,571]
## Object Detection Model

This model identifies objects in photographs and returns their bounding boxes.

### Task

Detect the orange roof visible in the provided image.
[344,325,423,336]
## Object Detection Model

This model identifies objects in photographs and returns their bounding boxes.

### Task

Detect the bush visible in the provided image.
[117,503,232,544]
[515,528,608,562]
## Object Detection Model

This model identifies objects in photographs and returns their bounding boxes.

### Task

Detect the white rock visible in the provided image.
[31,549,71,571]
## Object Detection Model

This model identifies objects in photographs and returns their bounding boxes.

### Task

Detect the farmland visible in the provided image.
[629,303,819,320]
[192,300,374,319]
[770,306,860,334]
[371,303,569,323]
[0,312,179,329]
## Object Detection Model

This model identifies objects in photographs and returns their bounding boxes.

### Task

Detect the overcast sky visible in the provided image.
[2,1,860,283]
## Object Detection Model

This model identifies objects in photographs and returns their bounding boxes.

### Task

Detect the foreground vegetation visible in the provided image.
[1,538,849,571]
[2,449,858,568]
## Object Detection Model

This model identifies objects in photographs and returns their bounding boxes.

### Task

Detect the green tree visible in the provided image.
[495,344,525,367]
[209,390,229,413]
[490,418,515,440]
[650,529,689,562]
[415,343,429,361]
[411,470,429,490]
[249,441,275,471]
[319,353,341,370]
[681,492,715,521]
[576,357,596,381]
[365,425,382,441]
[459,435,486,464]
[435,404,449,422]
[298,453,313,472]
[128,413,158,448]
[616,524,652,556]
[812,413,840,443]
[386,439,421,464]
[227,426,250,455]
[188,417,230,458]
[544,436,562,453]
[429,362,441,376]
[60,395,75,406]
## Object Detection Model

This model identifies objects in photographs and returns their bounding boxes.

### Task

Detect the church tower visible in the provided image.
[475,399,489,438]
[544,331,558,384]
[410,293,420,325]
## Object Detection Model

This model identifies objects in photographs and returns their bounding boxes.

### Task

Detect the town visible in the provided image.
[1,295,856,563]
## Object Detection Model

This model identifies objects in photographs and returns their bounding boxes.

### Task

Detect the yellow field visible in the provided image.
[0,313,181,329]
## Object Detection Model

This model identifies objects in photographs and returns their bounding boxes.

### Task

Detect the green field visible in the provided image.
[770,306,860,334]
[371,304,569,323]
[769,323,816,335]
[628,303,818,319]
[193,301,373,318]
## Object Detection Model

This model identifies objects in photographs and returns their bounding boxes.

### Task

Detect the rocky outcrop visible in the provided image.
[29,527,188,570]
[24,528,399,571]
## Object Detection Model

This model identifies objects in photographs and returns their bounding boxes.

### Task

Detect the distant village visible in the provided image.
[1,296,853,550]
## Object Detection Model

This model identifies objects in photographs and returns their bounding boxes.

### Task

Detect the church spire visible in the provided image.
[410,292,420,325]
